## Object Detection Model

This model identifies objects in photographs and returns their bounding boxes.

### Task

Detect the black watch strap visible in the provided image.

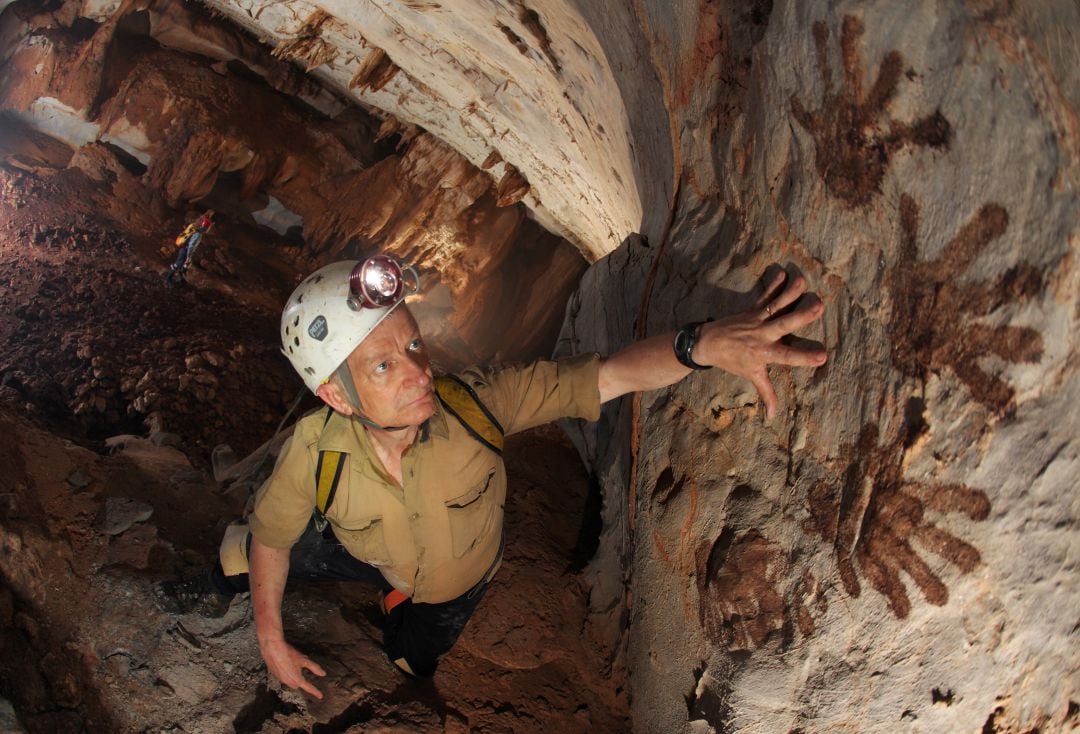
[673,319,713,370]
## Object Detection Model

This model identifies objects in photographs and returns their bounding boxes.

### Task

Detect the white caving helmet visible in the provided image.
[281,258,419,393]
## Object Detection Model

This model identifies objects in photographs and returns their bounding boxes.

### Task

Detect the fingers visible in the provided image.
[768,274,809,314]
[757,272,810,325]
[290,655,326,698]
[295,677,324,700]
[771,342,828,367]
[768,293,825,336]
[750,371,778,421]
[755,269,787,308]
[303,659,327,678]
[721,271,829,420]
[266,646,327,699]
[284,658,325,699]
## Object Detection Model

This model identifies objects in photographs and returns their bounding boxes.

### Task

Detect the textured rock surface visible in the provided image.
[555,2,1080,732]
[1,0,1078,731]
[202,0,642,258]
[0,0,586,372]
[0,408,627,732]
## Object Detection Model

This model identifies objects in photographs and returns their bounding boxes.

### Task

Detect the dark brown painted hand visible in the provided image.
[806,422,990,618]
[889,195,1043,413]
[790,15,950,207]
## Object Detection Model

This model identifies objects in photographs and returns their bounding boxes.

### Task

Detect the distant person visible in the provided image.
[165,209,214,285]
[157,254,827,696]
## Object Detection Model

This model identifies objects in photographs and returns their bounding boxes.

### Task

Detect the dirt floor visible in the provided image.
[0,135,627,732]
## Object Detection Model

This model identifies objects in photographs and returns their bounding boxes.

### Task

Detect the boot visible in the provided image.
[153,573,233,617]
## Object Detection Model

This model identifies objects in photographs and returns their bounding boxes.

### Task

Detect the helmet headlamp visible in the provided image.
[282,257,422,394]
[348,254,419,310]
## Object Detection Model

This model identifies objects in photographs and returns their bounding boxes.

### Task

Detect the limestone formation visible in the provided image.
[556,2,1080,732]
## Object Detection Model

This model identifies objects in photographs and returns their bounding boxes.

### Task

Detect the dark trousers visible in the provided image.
[209,516,492,677]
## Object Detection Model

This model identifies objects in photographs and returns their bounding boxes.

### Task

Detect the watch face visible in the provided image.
[674,329,690,354]
[674,326,696,367]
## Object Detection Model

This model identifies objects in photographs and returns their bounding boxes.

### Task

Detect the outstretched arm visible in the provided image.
[250,537,327,699]
[597,270,827,419]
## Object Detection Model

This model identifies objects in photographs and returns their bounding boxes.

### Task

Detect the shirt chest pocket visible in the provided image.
[445,468,499,558]
[333,514,392,567]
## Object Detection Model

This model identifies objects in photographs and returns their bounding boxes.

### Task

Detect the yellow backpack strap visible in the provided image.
[435,375,505,455]
[315,450,345,514]
[314,408,346,529]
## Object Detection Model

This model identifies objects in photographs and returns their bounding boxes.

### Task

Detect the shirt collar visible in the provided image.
[426,398,449,441]
[316,409,362,454]
[316,399,449,454]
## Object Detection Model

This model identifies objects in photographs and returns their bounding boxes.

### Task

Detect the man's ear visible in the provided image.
[315,380,353,416]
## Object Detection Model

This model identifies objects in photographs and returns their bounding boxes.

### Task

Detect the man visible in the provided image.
[165,209,214,284]
[159,254,826,697]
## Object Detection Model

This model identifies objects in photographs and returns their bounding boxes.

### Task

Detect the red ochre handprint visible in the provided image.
[889,194,1043,414]
[689,483,820,651]
[791,15,950,207]
[806,421,990,618]
[696,526,786,650]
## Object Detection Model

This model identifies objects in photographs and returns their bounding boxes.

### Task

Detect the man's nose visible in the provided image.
[404,352,432,385]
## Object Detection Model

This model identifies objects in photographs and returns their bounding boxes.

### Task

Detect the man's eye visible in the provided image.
[408,339,423,351]
[374,362,388,374]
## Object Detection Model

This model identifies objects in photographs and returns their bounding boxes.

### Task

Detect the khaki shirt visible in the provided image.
[248,353,601,604]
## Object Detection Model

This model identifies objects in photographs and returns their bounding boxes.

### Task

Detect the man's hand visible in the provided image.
[249,538,326,698]
[258,636,327,699]
[694,269,827,419]
[597,267,828,417]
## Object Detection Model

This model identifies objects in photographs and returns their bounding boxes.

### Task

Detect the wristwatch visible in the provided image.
[673,319,713,370]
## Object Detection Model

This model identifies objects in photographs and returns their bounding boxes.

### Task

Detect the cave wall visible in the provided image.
[556,1,1080,732]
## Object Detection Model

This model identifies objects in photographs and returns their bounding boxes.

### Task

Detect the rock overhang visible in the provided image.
[199,0,644,261]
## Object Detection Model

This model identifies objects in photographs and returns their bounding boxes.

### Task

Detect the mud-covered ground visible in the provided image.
[0,135,627,732]
[0,130,306,463]
[0,403,630,729]
[0,407,627,733]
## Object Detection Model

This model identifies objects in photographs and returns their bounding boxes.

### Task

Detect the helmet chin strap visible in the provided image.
[334,362,409,432]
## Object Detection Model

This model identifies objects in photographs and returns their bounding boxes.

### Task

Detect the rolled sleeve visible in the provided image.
[247,427,317,549]
[459,352,602,436]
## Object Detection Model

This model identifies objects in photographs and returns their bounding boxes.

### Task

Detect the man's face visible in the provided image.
[347,307,435,428]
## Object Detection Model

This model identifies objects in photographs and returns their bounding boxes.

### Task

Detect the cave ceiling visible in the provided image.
[189,0,641,259]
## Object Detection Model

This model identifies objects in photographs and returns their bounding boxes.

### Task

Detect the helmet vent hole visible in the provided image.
[294,336,300,346]
[293,316,299,327]
[284,326,290,335]
[288,346,293,354]
[305,367,316,375]
[297,294,303,303]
